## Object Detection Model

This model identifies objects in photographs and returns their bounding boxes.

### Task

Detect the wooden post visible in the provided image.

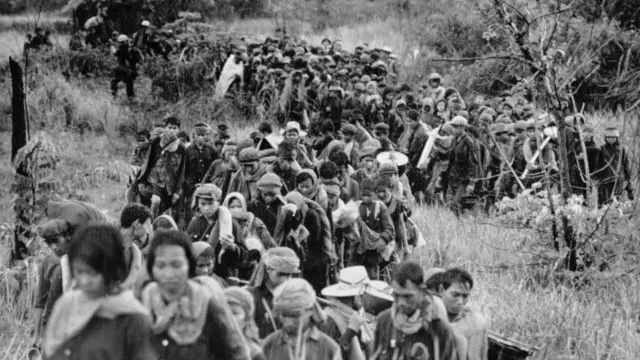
[10,58,29,262]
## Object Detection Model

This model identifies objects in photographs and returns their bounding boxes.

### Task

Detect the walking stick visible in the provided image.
[520,136,552,180]
[488,133,526,190]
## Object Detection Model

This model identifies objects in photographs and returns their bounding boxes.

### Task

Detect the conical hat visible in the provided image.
[376,151,408,167]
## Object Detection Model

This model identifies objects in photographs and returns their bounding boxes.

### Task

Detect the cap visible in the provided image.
[491,123,508,134]
[38,219,69,240]
[194,183,222,201]
[141,20,150,27]
[257,173,283,192]
[341,123,357,135]
[450,116,468,127]
[238,148,259,163]
[117,34,129,43]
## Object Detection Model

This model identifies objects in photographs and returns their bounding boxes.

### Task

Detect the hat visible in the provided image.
[322,179,341,197]
[495,114,511,124]
[281,121,308,137]
[407,110,420,121]
[491,123,508,135]
[224,287,255,317]
[381,46,392,53]
[238,148,259,163]
[218,123,229,131]
[374,123,390,132]
[193,123,210,135]
[514,120,527,131]
[264,247,301,274]
[117,34,129,43]
[222,140,237,154]
[604,126,620,137]
[377,151,408,167]
[478,113,493,124]
[359,146,378,160]
[273,279,322,316]
[378,162,399,175]
[341,123,357,135]
[141,20,150,27]
[257,173,283,192]
[360,75,371,83]
[450,116,468,127]
[428,73,442,81]
[38,219,69,240]
[194,183,222,201]
[525,120,536,130]
[321,266,393,302]
[354,83,365,91]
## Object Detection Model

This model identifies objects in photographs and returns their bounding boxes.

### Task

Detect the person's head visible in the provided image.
[296,171,316,197]
[583,126,594,142]
[360,178,375,204]
[436,99,447,113]
[222,141,238,161]
[239,148,260,175]
[194,184,222,219]
[120,204,153,247]
[68,223,127,299]
[273,278,319,336]
[192,241,215,276]
[276,141,296,171]
[164,116,181,134]
[136,129,150,144]
[151,122,165,140]
[450,116,468,136]
[38,219,71,257]
[253,247,301,289]
[501,102,514,117]
[152,215,178,238]
[147,230,196,301]
[341,124,356,143]
[257,173,283,204]
[526,122,537,138]
[604,127,619,145]
[225,287,258,333]
[428,73,441,88]
[329,151,350,182]
[258,121,273,135]
[226,193,246,214]
[318,161,339,181]
[193,123,210,147]
[430,268,474,316]
[323,179,342,209]
[375,176,393,203]
[392,261,431,316]
[359,147,378,171]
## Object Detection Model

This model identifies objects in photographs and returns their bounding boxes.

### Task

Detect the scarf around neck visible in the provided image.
[141,279,212,345]
[391,302,434,335]
[43,289,148,357]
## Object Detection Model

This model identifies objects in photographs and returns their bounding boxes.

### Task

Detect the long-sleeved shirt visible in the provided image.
[184,144,218,195]
[263,327,342,360]
[451,308,489,360]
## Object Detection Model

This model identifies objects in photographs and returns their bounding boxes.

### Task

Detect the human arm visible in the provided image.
[207,298,252,360]
[126,314,158,360]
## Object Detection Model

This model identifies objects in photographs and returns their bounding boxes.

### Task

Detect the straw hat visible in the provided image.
[376,151,408,167]
[279,121,308,137]
[321,266,394,302]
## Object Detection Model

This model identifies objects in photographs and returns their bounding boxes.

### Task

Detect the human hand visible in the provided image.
[347,313,366,332]
[220,234,236,251]
[172,193,180,204]
[376,240,387,253]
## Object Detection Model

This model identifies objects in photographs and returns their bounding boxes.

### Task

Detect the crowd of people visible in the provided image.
[25,3,635,360]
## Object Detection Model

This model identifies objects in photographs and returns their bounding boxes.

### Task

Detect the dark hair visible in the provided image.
[434,268,474,290]
[259,121,273,134]
[329,151,349,167]
[196,246,216,260]
[296,171,315,186]
[68,223,127,290]
[164,116,181,128]
[120,204,152,229]
[136,129,150,139]
[321,120,335,133]
[147,230,197,279]
[278,140,296,154]
[394,261,425,287]
[318,161,339,180]
[177,130,190,141]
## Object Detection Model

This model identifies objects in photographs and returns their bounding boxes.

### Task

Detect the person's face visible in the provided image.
[396,105,406,115]
[361,192,373,204]
[242,161,258,175]
[362,158,375,170]
[199,197,219,219]
[527,129,536,138]
[516,129,526,140]
[261,189,278,204]
[429,79,440,88]
[266,267,296,288]
[45,236,67,257]
[605,136,618,145]
[277,157,293,171]
[474,95,485,104]
[229,199,243,214]
[502,105,513,117]
[194,133,207,147]
[515,104,523,112]
[375,131,388,139]
[166,124,179,134]
[225,150,237,162]
[439,281,471,316]
[228,303,247,325]
[451,124,464,136]
[72,259,106,299]
[133,218,152,247]
[195,256,214,276]
[327,192,339,209]
[584,133,594,142]
[354,89,363,97]
[376,187,392,202]
[497,132,509,143]
[436,102,446,112]
[392,280,429,316]
[285,130,299,142]
[152,245,189,299]
[280,308,313,336]
[297,178,314,197]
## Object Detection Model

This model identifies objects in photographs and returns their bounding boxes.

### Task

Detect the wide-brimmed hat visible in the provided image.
[377,151,408,167]
[279,121,307,137]
[322,266,394,301]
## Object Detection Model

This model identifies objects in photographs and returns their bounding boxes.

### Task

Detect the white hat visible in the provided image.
[376,151,408,167]
[244,236,265,253]
[279,121,307,137]
[322,266,394,302]
[117,34,129,43]
[141,20,150,27]
[382,46,392,53]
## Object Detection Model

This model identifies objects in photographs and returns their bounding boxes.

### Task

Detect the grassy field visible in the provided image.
[1,9,640,360]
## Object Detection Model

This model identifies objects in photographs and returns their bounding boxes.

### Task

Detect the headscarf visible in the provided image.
[223,191,248,211]
[224,286,262,358]
[248,247,301,287]
[43,290,148,357]
[272,278,326,322]
[297,169,328,211]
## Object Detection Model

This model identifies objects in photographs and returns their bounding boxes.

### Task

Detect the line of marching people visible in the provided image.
[33,196,489,360]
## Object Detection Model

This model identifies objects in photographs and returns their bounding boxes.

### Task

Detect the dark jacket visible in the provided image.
[448,132,480,188]
[248,285,278,339]
[248,196,286,236]
[187,214,248,279]
[373,308,458,360]
[154,299,251,360]
[138,137,187,197]
[184,143,218,196]
[45,314,156,360]
[266,162,299,193]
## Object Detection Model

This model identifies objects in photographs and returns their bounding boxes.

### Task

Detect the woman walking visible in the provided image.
[42,223,156,360]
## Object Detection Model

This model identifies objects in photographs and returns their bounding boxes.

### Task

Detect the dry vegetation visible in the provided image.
[1,1,640,359]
